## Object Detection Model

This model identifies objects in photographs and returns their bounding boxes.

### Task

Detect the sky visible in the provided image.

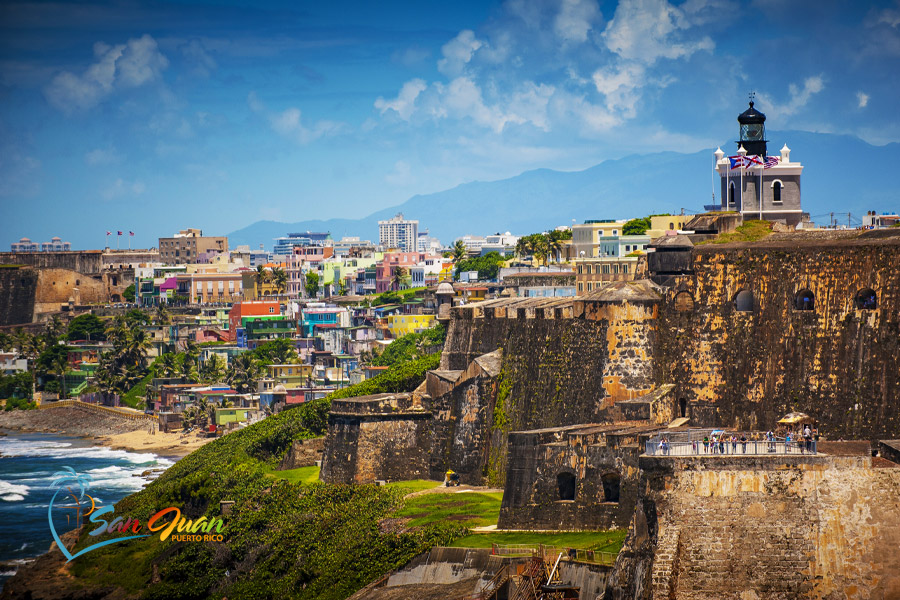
[2,0,900,250]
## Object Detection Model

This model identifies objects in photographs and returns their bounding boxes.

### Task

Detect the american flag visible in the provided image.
[763,156,780,169]
[129,231,134,236]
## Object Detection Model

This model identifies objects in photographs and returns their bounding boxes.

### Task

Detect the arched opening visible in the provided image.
[679,398,688,418]
[734,290,754,312]
[728,182,735,205]
[674,291,694,312]
[110,294,121,303]
[601,472,620,503]
[855,288,877,310]
[772,180,783,203]
[669,222,675,230]
[557,472,576,501]
[794,289,815,311]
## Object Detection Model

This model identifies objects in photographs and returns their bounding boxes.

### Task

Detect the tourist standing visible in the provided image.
[740,433,747,453]
[703,436,709,453]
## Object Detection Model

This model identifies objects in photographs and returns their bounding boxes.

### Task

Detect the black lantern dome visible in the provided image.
[736,100,767,157]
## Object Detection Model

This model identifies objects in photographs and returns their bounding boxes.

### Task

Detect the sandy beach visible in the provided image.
[0,406,214,458]
[95,428,214,457]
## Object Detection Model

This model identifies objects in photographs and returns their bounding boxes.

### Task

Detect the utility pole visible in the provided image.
[847,213,852,228]
[830,212,835,228]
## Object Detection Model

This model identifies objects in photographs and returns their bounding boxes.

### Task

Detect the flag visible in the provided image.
[763,156,779,169]
[728,156,752,169]
[746,155,764,167]
[117,231,123,236]
[129,231,135,236]
[106,231,111,235]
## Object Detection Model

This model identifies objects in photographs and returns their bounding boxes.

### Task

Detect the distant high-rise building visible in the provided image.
[379,213,419,251]
[158,228,228,265]
[273,231,332,256]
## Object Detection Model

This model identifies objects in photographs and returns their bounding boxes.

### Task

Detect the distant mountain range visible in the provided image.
[228,131,900,248]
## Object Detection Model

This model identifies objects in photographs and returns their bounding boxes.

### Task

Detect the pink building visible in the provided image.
[287,246,334,297]
[375,251,440,293]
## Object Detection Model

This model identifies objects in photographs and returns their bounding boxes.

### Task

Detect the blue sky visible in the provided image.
[2,0,899,250]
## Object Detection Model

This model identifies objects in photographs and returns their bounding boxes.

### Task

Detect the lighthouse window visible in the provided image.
[728,182,736,205]
[772,180,783,204]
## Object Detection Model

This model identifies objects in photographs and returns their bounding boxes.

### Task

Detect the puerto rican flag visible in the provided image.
[117,231,123,236]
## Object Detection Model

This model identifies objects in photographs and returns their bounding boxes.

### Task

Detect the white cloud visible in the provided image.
[374,79,427,120]
[437,30,484,77]
[101,178,146,200]
[591,62,645,116]
[602,0,714,63]
[84,147,120,166]
[857,91,869,108]
[756,76,825,120]
[180,39,217,78]
[249,92,342,144]
[44,34,169,114]
[385,160,414,186]
[554,0,601,43]
[877,3,900,28]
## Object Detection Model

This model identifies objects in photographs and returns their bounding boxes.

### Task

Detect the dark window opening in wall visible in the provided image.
[674,291,694,312]
[601,473,620,503]
[669,222,675,230]
[557,472,576,501]
[728,182,735,205]
[794,289,815,311]
[735,290,754,312]
[679,398,687,418]
[855,288,877,310]
[772,181,783,203]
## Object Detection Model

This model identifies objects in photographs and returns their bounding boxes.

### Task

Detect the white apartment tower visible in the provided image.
[378,213,419,251]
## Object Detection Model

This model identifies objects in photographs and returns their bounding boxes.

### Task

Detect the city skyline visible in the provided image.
[3,0,900,249]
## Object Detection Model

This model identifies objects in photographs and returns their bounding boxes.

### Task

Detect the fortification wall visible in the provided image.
[0,251,102,274]
[654,237,900,439]
[0,267,37,326]
[606,455,900,600]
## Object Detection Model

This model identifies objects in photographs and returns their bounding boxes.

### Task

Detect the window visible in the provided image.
[601,472,620,503]
[735,290,754,312]
[623,265,629,274]
[794,289,815,311]
[269,307,275,314]
[557,472,576,501]
[577,282,583,292]
[855,288,877,310]
[602,265,610,274]
[679,398,687,418]
[587,282,593,291]
[772,180,783,203]
[728,182,736,205]
[578,265,583,274]
[669,222,675,230]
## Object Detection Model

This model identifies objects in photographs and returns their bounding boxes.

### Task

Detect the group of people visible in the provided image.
[655,426,819,456]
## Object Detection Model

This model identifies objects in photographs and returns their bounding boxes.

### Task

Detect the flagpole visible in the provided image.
[759,160,763,221]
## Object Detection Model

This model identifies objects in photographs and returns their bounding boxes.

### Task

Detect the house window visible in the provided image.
[269,307,275,314]
[578,265,583,274]
[578,282,583,292]
[587,282,593,291]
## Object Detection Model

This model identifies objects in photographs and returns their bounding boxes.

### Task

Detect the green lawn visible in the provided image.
[449,530,627,553]
[393,491,504,528]
[384,479,442,494]
[266,465,321,485]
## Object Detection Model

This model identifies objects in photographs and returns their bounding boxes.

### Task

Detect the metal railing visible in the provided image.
[490,543,618,566]
[646,437,817,456]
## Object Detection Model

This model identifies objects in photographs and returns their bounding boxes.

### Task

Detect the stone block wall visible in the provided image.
[0,251,103,274]
[319,393,433,484]
[605,454,900,600]
[654,234,900,439]
[0,267,37,326]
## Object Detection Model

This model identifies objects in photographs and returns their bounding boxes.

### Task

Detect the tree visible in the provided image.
[155,304,171,326]
[226,353,262,394]
[123,284,135,303]
[391,267,408,291]
[38,343,70,397]
[623,216,653,236]
[158,352,180,377]
[200,354,227,384]
[305,272,320,298]
[338,280,348,296]
[255,265,271,292]
[454,252,506,281]
[452,240,467,262]
[250,339,297,365]
[67,314,106,341]
[271,267,288,295]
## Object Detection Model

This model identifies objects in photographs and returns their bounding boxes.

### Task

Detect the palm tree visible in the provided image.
[226,353,261,394]
[391,267,408,291]
[452,240,467,262]
[200,354,226,384]
[271,267,288,295]
[155,304,171,326]
[159,352,179,377]
[50,346,70,399]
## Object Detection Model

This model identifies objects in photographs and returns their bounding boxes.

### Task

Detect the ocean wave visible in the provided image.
[0,439,167,465]
[0,481,29,502]
[0,570,17,576]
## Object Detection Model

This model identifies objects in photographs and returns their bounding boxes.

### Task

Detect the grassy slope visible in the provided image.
[393,491,505,528]
[67,347,452,600]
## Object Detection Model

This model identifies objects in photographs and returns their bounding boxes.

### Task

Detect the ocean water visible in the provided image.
[0,431,174,590]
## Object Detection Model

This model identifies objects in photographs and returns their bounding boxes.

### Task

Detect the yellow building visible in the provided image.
[571,220,626,258]
[386,314,436,338]
[645,215,688,240]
